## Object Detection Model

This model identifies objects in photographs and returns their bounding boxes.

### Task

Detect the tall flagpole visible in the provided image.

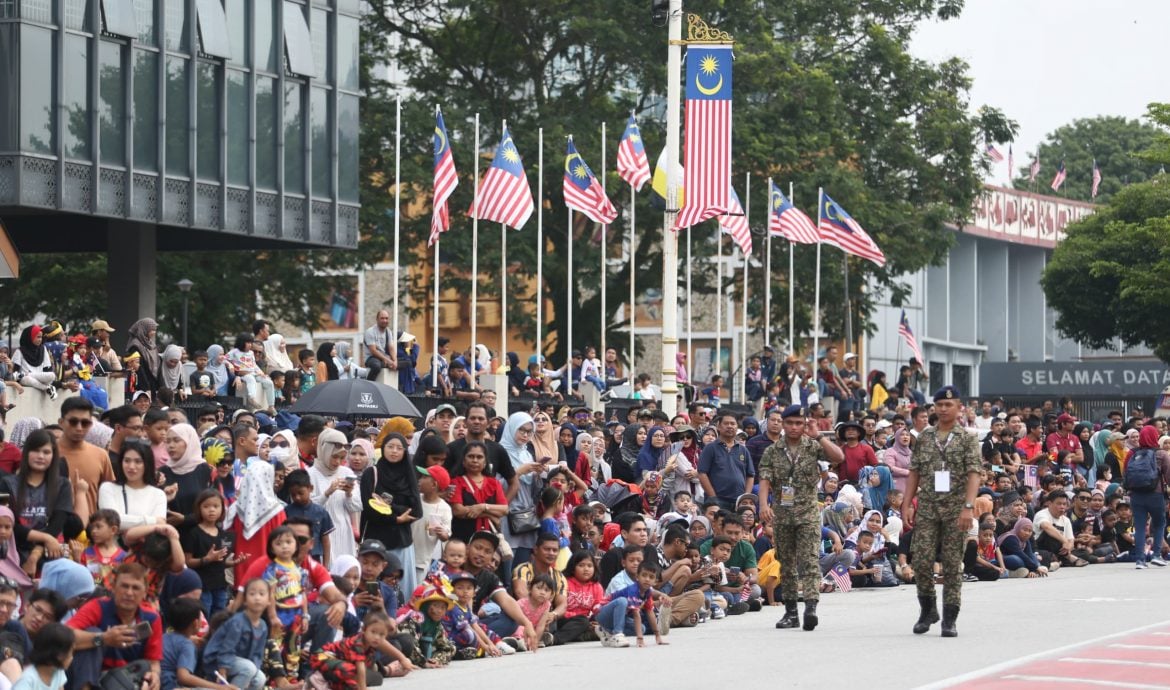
[742,172,750,403]
[600,122,608,361]
[659,0,682,417]
[470,114,480,360]
[392,96,402,333]
[788,181,795,354]
[765,176,772,349]
[567,204,574,359]
[813,186,824,364]
[432,238,440,388]
[629,200,636,386]
[536,128,544,364]
[499,120,507,367]
[715,229,722,383]
[686,227,692,373]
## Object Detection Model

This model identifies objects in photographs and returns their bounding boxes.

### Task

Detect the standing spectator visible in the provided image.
[90,320,122,373]
[57,397,113,526]
[396,333,420,394]
[226,461,286,582]
[124,319,161,395]
[308,429,362,563]
[698,413,755,511]
[362,310,397,381]
[833,420,877,484]
[158,346,187,403]
[315,342,340,383]
[882,428,913,493]
[262,334,296,375]
[1129,425,1169,569]
[359,433,422,599]
[161,424,213,518]
[99,440,167,528]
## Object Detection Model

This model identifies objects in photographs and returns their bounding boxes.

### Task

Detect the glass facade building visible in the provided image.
[0,0,360,249]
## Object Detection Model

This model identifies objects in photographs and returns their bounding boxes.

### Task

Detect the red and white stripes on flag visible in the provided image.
[616,114,651,192]
[672,46,733,231]
[1029,157,1040,183]
[1091,160,1102,199]
[986,144,1004,162]
[826,563,852,593]
[429,107,458,247]
[468,126,534,230]
[768,182,819,244]
[1050,161,1067,192]
[898,310,923,365]
[718,187,751,255]
[818,192,886,267]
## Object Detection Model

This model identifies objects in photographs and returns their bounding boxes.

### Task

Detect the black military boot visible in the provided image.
[941,604,960,637]
[912,595,939,634]
[802,600,818,631]
[775,602,800,629]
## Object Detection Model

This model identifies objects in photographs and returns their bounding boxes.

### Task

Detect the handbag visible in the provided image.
[507,507,541,534]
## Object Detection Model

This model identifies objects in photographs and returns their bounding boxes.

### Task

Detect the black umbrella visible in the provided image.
[288,379,421,418]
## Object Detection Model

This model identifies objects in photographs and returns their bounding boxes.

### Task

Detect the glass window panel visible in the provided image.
[165,55,189,174]
[336,15,357,90]
[282,1,315,78]
[225,0,246,66]
[64,0,90,30]
[0,26,17,150]
[310,87,329,196]
[196,61,219,180]
[101,0,137,38]
[336,0,356,14]
[226,69,248,184]
[62,34,92,160]
[337,93,357,202]
[310,8,327,82]
[0,2,15,20]
[164,0,186,51]
[134,0,155,45]
[20,26,54,153]
[255,76,277,189]
[20,0,52,24]
[133,49,158,170]
[254,0,276,73]
[194,0,231,58]
[283,82,303,193]
[98,40,125,164]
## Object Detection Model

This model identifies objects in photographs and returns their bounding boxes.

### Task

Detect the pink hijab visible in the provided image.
[0,507,32,587]
[166,423,204,475]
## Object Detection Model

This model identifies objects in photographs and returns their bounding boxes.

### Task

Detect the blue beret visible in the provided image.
[780,404,804,419]
[933,385,960,402]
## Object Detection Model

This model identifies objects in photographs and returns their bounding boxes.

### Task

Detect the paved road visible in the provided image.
[391,563,1169,689]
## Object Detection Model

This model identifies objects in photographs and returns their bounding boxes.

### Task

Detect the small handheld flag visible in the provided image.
[430,107,458,247]
[768,182,818,244]
[563,137,618,224]
[469,125,534,230]
[616,114,651,192]
[827,563,852,593]
[818,193,886,267]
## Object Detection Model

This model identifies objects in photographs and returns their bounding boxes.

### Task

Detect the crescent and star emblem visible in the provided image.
[434,126,446,154]
[772,191,783,210]
[695,54,723,96]
[565,153,587,178]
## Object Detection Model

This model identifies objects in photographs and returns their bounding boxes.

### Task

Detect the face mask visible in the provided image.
[268,447,291,465]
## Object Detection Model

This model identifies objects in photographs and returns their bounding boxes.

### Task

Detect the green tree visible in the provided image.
[1012,116,1161,203]
[364,0,1015,364]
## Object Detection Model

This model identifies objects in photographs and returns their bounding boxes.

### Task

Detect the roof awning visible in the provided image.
[0,219,20,279]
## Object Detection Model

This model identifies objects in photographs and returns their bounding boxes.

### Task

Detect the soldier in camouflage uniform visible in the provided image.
[758,404,844,631]
[903,385,982,637]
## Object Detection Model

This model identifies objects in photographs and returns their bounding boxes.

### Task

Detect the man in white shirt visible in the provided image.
[1033,492,1077,565]
[362,310,397,381]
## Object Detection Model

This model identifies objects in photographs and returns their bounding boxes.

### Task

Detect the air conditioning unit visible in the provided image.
[476,302,500,327]
[436,303,461,329]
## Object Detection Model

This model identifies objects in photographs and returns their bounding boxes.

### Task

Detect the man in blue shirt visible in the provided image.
[698,413,755,511]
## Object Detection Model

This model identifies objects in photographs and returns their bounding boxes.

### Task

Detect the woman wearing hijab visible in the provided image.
[860,464,894,513]
[316,342,340,383]
[530,411,562,465]
[12,324,57,397]
[226,460,286,581]
[665,425,701,498]
[334,342,368,380]
[309,429,362,562]
[505,352,525,396]
[882,427,913,493]
[0,505,34,590]
[205,344,233,396]
[613,424,644,483]
[397,334,420,394]
[161,423,213,518]
[498,412,546,567]
[159,344,187,401]
[263,334,297,374]
[636,425,669,478]
[997,517,1047,578]
[360,432,422,596]
[125,318,161,393]
[1073,422,1096,484]
[7,417,43,450]
[1131,425,1170,570]
[557,422,578,463]
[1103,431,1129,481]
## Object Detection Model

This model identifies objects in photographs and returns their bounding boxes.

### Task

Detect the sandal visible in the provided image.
[1072,558,1089,567]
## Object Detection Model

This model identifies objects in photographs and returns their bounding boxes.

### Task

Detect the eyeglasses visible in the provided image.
[24,603,53,621]
[0,599,16,610]
[516,427,534,436]
[65,417,94,428]
[271,440,290,447]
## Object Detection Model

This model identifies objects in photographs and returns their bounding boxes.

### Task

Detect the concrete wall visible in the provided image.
[4,376,126,428]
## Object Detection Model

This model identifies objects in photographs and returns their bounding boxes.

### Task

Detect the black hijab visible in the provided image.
[316,342,339,381]
[17,326,44,367]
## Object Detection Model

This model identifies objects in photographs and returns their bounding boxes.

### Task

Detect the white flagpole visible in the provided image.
[470,114,480,361]
[600,122,608,361]
[715,226,722,383]
[432,236,440,388]
[629,200,636,386]
[392,96,402,333]
[536,128,544,365]
[686,226,692,374]
[499,120,508,366]
[765,176,772,349]
[742,172,750,403]
[788,181,795,354]
[568,204,574,359]
[813,186,824,364]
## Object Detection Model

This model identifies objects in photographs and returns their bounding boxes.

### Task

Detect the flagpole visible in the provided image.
[813,187,823,364]
[765,177,772,349]
[567,204,574,359]
[659,0,682,417]
[432,236,440,388]
[843,252,851,351]
[470,113,480,363]
[715,227,722,384]
[742,172,750,404]
[788,182,795,354]
[392,96,402,334]
[499,120,507,370]
[629,197,636,388]
[686,227,692,376]
[600,121,608,362]
[536,127,544,365]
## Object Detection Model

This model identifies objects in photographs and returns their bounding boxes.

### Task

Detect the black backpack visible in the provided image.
[1124,448,1160,492]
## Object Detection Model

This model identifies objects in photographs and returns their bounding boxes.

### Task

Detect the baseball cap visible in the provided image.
[1057,413,1077,425]
[358,539,389,561]
[91,319,116,332]
[844,352,857,361]
[416,464,451,492]
[434,403,457,417]
[468,530,500,548]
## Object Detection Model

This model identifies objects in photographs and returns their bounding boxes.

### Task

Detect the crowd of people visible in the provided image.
[0,315,1166,689]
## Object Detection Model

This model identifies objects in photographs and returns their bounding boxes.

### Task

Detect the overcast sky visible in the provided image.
[911,0,1170,184]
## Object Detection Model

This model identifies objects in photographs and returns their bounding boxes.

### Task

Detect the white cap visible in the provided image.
[844,352,857,360]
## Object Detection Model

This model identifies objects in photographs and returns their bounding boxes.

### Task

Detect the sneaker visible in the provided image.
[540,631,554,648]
[1150,558,1167,567]
[46,386,57,400]
[1010,567,1030,578]
[657,603,672,636]
[711,606,726,620]
[727,602,750,615]
[962,573,979,582]
[610,633,630,648]
[495,641,516,655]
[1136,561,1148,570]
[596,628,611,646]
[501,636,522,651]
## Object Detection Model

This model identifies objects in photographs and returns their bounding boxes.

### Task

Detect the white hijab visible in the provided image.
[226,461,286,539]
[264,334,296,373]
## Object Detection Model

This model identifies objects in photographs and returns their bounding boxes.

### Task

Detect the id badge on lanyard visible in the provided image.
[934,432,954,493]
[781,447,799,506]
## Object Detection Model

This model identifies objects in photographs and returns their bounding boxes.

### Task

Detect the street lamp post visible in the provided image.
[177,279,194,349]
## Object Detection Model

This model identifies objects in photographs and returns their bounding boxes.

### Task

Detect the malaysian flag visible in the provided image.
[429,107,458,246]
[818,192,886,267]
[1029,156,1040,183]
[672,46,733,231]
[1050,160,1067,192]
[563,137,618,224]
[616,114,651,191]
[985,143,1004,162]
[1023,465,1039,489]
[898,310,923,365]
[768,182,819,244]
[469,125,534,230]
[1091,159,1102,200]
[826,563,852,593]
[718,186,751,255]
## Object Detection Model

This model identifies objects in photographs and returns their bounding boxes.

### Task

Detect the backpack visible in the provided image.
[1124,447,1160,492]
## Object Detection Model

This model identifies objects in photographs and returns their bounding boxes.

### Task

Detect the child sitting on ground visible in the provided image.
[398,580,456,668]
[309,611,393,690]
[514,574,555,649]
[965,525,1007,581]
[162,599,221,690]
[443,572,513,658]
[595,561,668,648]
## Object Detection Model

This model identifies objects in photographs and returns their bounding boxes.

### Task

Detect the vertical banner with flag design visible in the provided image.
[430,107,458,246]
[768,182,819,244]
[563,137,618,224]
[469,126,534,230]
[672,45,732,230]
[817,193,886,267]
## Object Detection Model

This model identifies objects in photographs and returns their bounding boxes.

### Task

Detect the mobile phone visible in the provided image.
[365,581,380,595]
[134,621,152,641]
[728,566,742,575]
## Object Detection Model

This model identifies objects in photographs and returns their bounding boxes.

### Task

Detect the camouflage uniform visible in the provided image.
[910,426,981,606]
[759,437,826,603]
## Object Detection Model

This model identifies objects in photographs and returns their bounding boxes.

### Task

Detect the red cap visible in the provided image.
[424,465,451,492]
[1057,413,1077,425]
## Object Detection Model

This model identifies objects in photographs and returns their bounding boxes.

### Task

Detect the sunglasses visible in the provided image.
[295,535,310,545]
[66,417,94,428]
